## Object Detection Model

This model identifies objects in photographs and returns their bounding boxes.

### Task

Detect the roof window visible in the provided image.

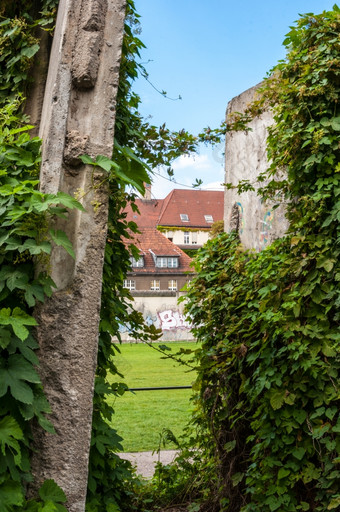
[180,213,189,222]
[204,215,214,223]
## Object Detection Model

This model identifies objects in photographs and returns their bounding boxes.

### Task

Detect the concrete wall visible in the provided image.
[224,84,288,250]
[118,292,194,341]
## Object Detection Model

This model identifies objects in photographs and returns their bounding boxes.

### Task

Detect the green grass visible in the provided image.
[107,341,198,452]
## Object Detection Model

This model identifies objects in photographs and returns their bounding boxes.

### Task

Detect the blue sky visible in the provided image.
[133,0,335,198]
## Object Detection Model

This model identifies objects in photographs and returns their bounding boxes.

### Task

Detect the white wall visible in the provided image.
[118,292,195,342]
[163,229,210,247]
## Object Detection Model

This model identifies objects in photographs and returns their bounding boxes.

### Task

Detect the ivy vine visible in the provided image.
[175,6,340,512]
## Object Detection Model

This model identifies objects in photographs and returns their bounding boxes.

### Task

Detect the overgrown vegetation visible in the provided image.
[2,1,339,511]
[150,6,340,512]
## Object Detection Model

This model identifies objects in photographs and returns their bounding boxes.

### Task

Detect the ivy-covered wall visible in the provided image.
[180,6,340,512]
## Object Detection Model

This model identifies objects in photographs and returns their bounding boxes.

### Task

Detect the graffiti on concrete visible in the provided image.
[259,209,274,248]
[236,202,244,234]
[145,313,158,327]
[157,310,192,331]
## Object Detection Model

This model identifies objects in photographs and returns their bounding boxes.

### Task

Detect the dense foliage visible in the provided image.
[178,6,340,512]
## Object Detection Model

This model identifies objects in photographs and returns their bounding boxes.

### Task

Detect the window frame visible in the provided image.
[123,279,136,290]
[180,213,189,222]
[168,279,177,291]
[130,256,144,268]
[150,279,160,291]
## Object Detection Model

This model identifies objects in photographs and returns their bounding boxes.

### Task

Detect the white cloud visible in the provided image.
[202,181,224,191]
[148,144,225,199]
[172,154,211,172]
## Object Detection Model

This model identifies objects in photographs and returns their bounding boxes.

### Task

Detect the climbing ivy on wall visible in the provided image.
[179,6,340,512]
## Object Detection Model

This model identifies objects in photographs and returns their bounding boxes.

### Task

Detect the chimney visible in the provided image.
[144,182,152,200]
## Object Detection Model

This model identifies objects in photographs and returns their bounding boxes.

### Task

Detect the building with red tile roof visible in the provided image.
[124,189,224,252]
[120,188,223,341]
[124,227,193,294]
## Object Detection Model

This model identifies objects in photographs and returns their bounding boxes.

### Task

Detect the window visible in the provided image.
[167,257,178,268]
[156,257,179,268]
[191,231,198,244]
[180,213,189,222]
[168,279,177,291]
[156,257,168,268]
[150,280,160,290]
[204,215,214,223]
[123,279,135,290]
[130,256,144,267]
[184,232,190,244]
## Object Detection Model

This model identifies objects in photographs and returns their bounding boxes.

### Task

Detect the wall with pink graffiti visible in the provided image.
[117,294,195,342]
[224,84,289,250]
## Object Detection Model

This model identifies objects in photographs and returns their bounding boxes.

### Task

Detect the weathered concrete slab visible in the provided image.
[29,1,126,511]
[224,84,288,250]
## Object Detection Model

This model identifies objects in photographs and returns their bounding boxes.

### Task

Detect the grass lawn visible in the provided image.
[106,341,198,452]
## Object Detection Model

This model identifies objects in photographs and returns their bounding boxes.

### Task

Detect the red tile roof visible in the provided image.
[124,189,224,229]
[127,227,193,274]
[125,199,164,228]
[158,189,224,228]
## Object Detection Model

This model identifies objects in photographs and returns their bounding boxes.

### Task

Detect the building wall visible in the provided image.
[118,292,195,341]
[224,84,289,251]
[161,228,210,247]
[127,273,191,292]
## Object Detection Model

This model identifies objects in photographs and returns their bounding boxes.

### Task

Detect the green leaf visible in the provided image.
[231,472,244,486]
[95,155,118,172]
[293,409,307,425]
[0,416,23,465]
[277,467,290,479]
[322,342,336,357]
[49,230,75,259]
[270,389,285,410]
[19,239,51,255]
[0,329,11,349]
[55,192,85,212]
[0,307,37,340]
[39,480,67,504]
[41,501,59,512]
[79,154,94,165]
[21,44,40,58]
[327,495,340,510]
[224,440,236,453]
[0,480,23,511]
[316,257,334,272]
[292,446,305,460]
[0,355,40,403]
[330,117,340,131]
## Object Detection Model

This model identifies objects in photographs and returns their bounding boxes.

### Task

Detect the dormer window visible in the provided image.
[204,215,214,223]
[156,257,179,268]
[180,213,189,222]
[130,256,144,268]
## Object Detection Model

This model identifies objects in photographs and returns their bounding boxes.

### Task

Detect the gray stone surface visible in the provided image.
[224,84,289,250]
[29,1,126,511]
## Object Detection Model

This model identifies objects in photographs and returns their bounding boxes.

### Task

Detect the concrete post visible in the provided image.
[29,1,126,510]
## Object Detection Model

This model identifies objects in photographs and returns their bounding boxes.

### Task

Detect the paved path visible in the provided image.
[120,450,178,478]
